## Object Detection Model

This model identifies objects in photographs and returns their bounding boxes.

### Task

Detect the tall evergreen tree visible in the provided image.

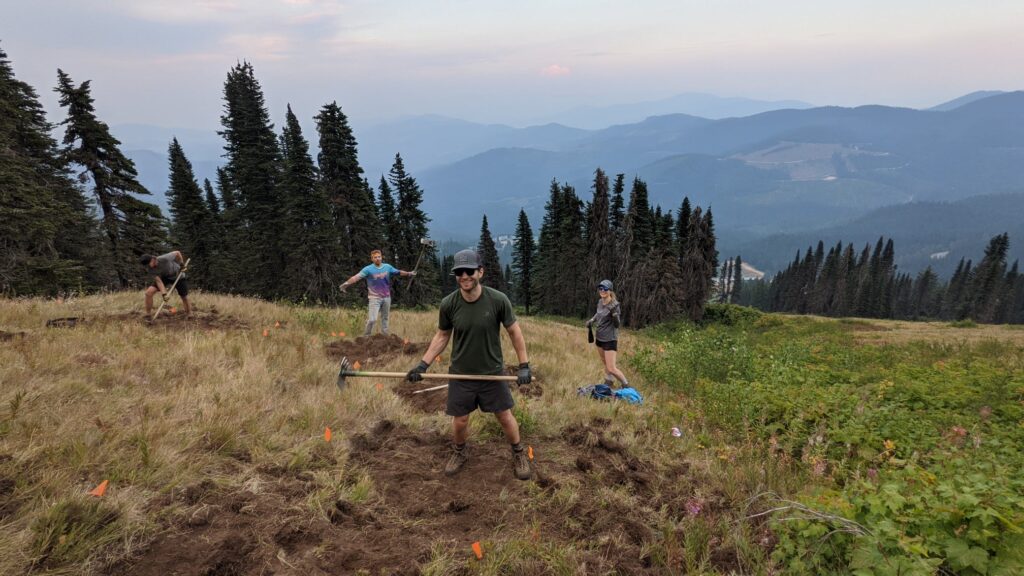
[622,176,654,261]
[315,101,378,279]
[279,105,337,301]
[218,61,283,296]
[1,45,105,294]
[377,176,400,261]
[968,233,1010,322]
[732,255,743,304]
[679,207,714,322]
[166,138,216,287]
[512,209,536,314]
[388,153,437,305]
[533,179,564,314]
[477,215,507,293]
[586,168,615,293]
[56,69,167,287]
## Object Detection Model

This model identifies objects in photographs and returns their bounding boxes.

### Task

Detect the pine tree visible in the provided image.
[388,153,437,305]
[278,105,337,301]
[166,138,216,287]
[377,176,400,263]
[315,101,378,280]
[679,207,714,322]
[55,69,167,287]
[622,176,654,260]
[512,209,536,313]
[1,45,106,294]
[732,255,743,304]
[477,215,507,293]
[533,179,563,314]
[586,168,615,294]
[968,233,1010,322]
[218,61,283,296]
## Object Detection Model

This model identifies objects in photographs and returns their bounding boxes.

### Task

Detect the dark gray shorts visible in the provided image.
[155,276,189,297]
[446,379,514,417]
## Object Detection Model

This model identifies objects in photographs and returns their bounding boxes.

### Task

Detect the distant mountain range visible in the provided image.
[116,90,1024,275]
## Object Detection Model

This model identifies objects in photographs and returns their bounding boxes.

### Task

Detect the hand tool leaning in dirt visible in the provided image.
[152,258,190,321]
[335,356,531,392]
[405,237,436,292]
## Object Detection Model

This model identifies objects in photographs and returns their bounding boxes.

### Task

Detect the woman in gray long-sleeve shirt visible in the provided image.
[586,279,630,388]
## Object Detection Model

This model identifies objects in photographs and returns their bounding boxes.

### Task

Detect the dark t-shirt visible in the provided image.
[439,286,517,376]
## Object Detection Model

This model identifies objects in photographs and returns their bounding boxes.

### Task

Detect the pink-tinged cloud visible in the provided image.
[540,64,571,77]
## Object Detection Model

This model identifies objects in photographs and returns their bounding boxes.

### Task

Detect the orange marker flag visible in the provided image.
[339,331,346,337]
[471,541,483,560]
[403,338,409,345]
[262,329,269,337]
[169,307,177,314]
[275,321,281,328]
[353,361,361,370]
[89,479,109,497]
[331,332,337,337]
[324,427,332,442]
[375,383,384,391]
[527,446,534,460]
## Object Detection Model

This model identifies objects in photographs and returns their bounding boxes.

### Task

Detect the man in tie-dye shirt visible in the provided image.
[340,250,416,335]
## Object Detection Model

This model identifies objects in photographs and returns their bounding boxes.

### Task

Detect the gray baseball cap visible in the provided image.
[598,279,613,291]
[451,249,482,271]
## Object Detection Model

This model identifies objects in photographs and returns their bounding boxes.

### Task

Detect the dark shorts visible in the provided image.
[446,379,515,417]
[596,340,618,352]
[154,276,189,298]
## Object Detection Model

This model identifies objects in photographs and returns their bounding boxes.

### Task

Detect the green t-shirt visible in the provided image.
[439,286,517,376]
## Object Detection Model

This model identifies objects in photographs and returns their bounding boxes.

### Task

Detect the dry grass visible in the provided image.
[1,290,700,574]
[835,316,1024,346]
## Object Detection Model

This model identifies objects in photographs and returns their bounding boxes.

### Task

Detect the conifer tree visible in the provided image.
[1,45,105,294]
[675,196,692,266]
[512,209,536,313]
[55,69,167,287]
[218,61,283,296]
[315,101,378,278]
[622,176,654,260]
[377,176,400,262]
[279,105,337,301]
[968,233,1010,322]
[679,207,713,322]
[477,215,507,293]
[610,174,626,232]
[586,168,615,294]
[388,153,437,305]
[533,179,563,314]
[732,255,743,304]
[166,138,216,286]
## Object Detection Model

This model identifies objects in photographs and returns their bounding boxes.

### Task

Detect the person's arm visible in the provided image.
[399,269,416,277]
[505,321,529,365]
[610,302,621,327]
[173,251,185,265]
[407,329,451,381]
[154,276,168,299]
[339,272,365,291]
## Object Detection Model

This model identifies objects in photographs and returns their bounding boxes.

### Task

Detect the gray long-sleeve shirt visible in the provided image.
[588,299,621,342]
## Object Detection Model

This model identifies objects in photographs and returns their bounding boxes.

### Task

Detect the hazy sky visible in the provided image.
[4,0,1023,129]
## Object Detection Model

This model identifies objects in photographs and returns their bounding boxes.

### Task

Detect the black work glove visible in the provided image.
[406,360,430,382]
[517,362,532,386]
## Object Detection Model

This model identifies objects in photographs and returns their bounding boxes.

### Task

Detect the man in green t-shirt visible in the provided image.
[406,249,533,480]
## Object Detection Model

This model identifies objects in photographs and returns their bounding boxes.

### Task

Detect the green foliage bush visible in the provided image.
[637,315,1024,574]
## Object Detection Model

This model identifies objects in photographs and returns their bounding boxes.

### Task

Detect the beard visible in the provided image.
[458,276,480,292]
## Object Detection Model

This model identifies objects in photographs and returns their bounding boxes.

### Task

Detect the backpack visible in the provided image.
[613,387,643,404]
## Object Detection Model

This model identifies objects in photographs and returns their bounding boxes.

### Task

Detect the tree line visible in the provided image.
[493,170,719,327]
[1,45,440,305]
[739,234,1024,324]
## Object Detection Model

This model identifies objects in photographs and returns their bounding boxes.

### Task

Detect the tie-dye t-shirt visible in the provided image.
[359,263,400,298]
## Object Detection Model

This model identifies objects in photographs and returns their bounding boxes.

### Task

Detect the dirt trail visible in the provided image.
[44,308,248,332]
[110,418,730,574]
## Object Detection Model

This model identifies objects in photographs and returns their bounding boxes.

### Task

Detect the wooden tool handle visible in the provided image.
[347,371,518,382]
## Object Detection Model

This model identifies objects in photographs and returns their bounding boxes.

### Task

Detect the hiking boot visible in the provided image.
[444,445,468,476]
[512,448,532,480]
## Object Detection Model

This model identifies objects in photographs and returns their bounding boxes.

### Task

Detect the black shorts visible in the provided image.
[446,379,515,417]
[154,276,189,298]
[596,340,618,351]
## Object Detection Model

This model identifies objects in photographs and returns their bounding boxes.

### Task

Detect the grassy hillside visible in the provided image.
[1,294,1022,574]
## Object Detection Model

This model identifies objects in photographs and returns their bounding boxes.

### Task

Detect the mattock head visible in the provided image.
[336,356,351,391]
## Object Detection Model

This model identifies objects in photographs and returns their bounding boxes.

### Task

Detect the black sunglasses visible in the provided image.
[453,268,478,277]
[597,286,609,291]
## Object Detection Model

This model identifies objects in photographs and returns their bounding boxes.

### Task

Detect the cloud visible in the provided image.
[221,34,293,61]
[540,64,571,77]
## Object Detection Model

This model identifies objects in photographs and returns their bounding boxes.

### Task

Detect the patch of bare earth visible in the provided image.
[44,308,248,332]
[110,418,714,574]
[323,334,428,369]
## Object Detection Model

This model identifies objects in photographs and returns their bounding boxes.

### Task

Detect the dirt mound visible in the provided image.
[323,333,428,366]
[112,308,248,331]
[112,418,714,574]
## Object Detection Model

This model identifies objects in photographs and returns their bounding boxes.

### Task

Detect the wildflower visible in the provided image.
[685,499,703,516]
[867,468,878,481]
[883,439,896,452]
[812,459,827,477]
